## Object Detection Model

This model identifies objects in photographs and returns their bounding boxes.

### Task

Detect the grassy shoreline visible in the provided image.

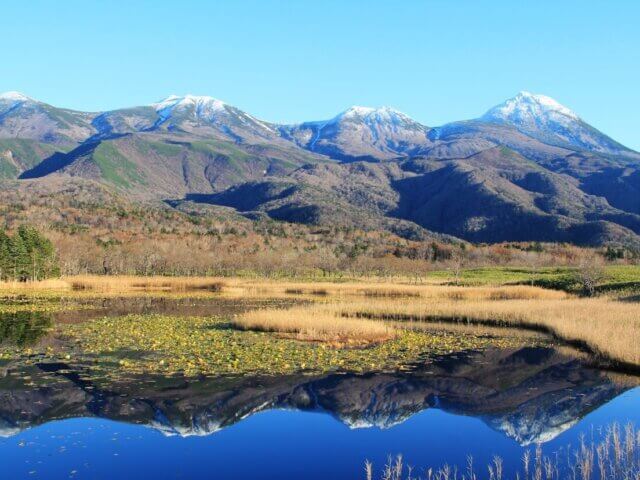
[1,268,638,374]
[0,264,638,294]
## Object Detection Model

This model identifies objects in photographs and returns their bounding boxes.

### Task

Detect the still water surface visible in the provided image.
[0,296,638,479]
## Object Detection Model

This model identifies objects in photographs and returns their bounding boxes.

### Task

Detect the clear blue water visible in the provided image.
[0,347,638,479]
[1,389,639,479]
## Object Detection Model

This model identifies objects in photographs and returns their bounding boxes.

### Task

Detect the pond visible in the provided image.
[0,296,638,479]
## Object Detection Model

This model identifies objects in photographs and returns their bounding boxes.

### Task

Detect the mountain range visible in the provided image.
[1,90,639,245]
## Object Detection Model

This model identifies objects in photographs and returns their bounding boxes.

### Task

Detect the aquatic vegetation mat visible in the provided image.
[2,314,542,378]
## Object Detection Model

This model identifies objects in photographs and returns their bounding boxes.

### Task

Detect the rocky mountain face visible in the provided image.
[1,90,639,245]
[0,347,630,445]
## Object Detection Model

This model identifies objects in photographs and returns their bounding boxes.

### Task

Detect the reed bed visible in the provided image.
[232,305,395,347]
[0,278,70,290]
[0,275,566,301]
[201,277,640,366]
[385,319,551,343]
[67,275,226,292]
[235,280,567,301]
[365,422,640,480]
[233,289,640,366]
[336,297,640,366]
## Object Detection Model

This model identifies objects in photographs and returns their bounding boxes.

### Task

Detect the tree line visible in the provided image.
[0,226,59,281]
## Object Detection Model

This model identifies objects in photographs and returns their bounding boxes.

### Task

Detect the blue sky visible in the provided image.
[2,0,639,149]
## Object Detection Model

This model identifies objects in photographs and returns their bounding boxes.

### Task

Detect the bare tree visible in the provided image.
[449,247,467,286]
[522,251,541,286]
[576,255,605,297]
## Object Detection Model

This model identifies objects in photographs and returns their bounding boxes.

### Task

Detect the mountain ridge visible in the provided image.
[3,90,637,154]
[2,90,639,246]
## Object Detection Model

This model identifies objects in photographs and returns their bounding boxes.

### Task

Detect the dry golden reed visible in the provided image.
[230,280,567,301]
[337,297,640,366]
[68,275,225,292]
[233,305,395,347]
[0,278,70,290]
[0,275,565,301]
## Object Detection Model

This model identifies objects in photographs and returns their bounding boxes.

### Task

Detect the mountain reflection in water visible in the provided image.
[0,346,634,446]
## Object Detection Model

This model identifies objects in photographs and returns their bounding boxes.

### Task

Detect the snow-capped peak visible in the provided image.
[337,105,411,122]
[0,91,32,102]
[517,91,578,118]
[480,91,633,155]
[150,94,276,135]
[483,91,579,124]
[341,105,377,117]
[152,94,227,121]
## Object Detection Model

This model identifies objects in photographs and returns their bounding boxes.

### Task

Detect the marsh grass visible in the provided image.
[226,280,637,368]
[337,297,640,366]
[284,288,329,296]
[237,281,567,301]
[233,305,395,347]
[385,319,551,344]
[230,287,565,348]
[68,275,225,292]
[365,423,640,480]
[233,286,639,367]
[0,275,567,300]
[0,278,70,291]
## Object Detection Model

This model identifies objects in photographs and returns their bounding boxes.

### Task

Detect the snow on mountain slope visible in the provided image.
[0,91,33,103]
[153,94,227,121]
[281,105,432,160]
[482,91,636,157]
[0,91,95,144]
[150,94,277,140]
[334,105,417,125]
[484,91,578,123]
[0,91,42,115]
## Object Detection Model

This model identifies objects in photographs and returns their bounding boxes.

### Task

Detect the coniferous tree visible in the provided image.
[0,231,11,281]
[9,232,29,281]
[0,227,59,281]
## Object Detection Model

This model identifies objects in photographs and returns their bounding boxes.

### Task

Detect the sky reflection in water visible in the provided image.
[0,344,638,480]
